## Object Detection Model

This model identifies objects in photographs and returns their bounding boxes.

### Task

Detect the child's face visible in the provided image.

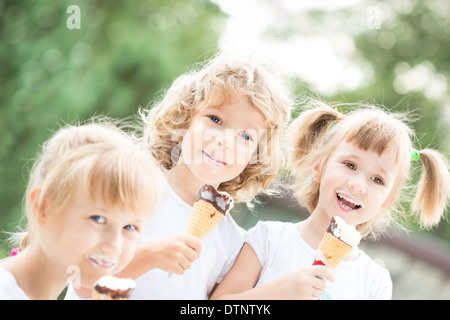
[42,187,146,289]
[179,93,266,186]
[315,140,399,227]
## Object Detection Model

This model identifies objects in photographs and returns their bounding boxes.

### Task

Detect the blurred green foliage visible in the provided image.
[0,0,225,254]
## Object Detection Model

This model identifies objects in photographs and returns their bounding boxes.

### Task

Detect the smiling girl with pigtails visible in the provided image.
[211,100,449,300]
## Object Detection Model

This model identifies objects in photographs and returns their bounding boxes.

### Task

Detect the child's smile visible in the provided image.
[86,254,118,270]
[336,190,365,214]
[202,150,228,166]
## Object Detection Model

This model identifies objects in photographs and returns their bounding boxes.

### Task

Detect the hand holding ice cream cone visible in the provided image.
[168,184,234,277]
[313,216,361,269]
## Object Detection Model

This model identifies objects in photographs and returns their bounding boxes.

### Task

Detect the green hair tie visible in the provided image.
[411,149,420,162]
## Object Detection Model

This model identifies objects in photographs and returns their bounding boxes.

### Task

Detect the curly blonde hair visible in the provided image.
[142,52,292,204]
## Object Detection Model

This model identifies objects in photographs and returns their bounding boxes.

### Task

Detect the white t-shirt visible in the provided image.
[0,268,29,300]
[65,185,246,300]
[246,221,392,300]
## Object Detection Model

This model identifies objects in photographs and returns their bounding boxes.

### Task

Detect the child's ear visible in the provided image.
[312,163,321,182]
[29,187,47,223]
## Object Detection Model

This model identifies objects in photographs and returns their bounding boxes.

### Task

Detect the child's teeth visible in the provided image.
[342,203,351,210]
[337,193,363,210]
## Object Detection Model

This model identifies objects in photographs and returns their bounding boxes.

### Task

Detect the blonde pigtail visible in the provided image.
[287,102,344,212]
[288,102,343,169]
[412,148,450,228]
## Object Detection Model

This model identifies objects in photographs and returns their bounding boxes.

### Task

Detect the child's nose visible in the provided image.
[347,177,366,194]
[214,130,233,149]
[99,229,122,254]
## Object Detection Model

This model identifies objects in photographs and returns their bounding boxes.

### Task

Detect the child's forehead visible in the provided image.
[86,189,150,218]
[333,139,392,157]
[331,140,399,173]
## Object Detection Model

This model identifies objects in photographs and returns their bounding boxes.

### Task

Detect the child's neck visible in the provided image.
[295,214,330,249]
[2,244,68,299]
[164,167,220,206]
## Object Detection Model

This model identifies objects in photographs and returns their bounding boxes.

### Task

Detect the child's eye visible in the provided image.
[208,115,221,125]
[344,162,356,170]
[240,132,252,141]
[124,225,138,232]
[91,215,106,224]
[371,176,384,185]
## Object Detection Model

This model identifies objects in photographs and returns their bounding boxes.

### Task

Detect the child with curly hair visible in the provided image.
[119,52,292,299]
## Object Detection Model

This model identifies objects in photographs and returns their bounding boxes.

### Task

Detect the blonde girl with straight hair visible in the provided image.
[103,51,293,300]
[0,121,164,299]
[211,100,449,300]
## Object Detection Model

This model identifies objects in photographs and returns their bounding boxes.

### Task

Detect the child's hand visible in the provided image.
[280,266,334,300]
[145,234,202,274]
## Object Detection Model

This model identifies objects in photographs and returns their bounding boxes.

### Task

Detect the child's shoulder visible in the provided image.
[249,220,295,233]
[0,267,29,299]
[357,250,391,280]
[247,220,296,242]
[356,250,393,299]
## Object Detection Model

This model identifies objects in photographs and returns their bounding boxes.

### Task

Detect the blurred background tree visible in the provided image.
[1,0,449,269]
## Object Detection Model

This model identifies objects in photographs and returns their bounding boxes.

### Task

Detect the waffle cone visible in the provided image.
[92,289,128,300]
[318,232,353,269]
[185,200,224,239]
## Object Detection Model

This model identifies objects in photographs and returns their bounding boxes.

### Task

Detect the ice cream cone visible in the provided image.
[92,290,124,300]
[313,216,361,269]
[184,184,233,239]
[91,276,135,300]
[168,185,234,278]
[317,232,353,269]
[184,200,225,239]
